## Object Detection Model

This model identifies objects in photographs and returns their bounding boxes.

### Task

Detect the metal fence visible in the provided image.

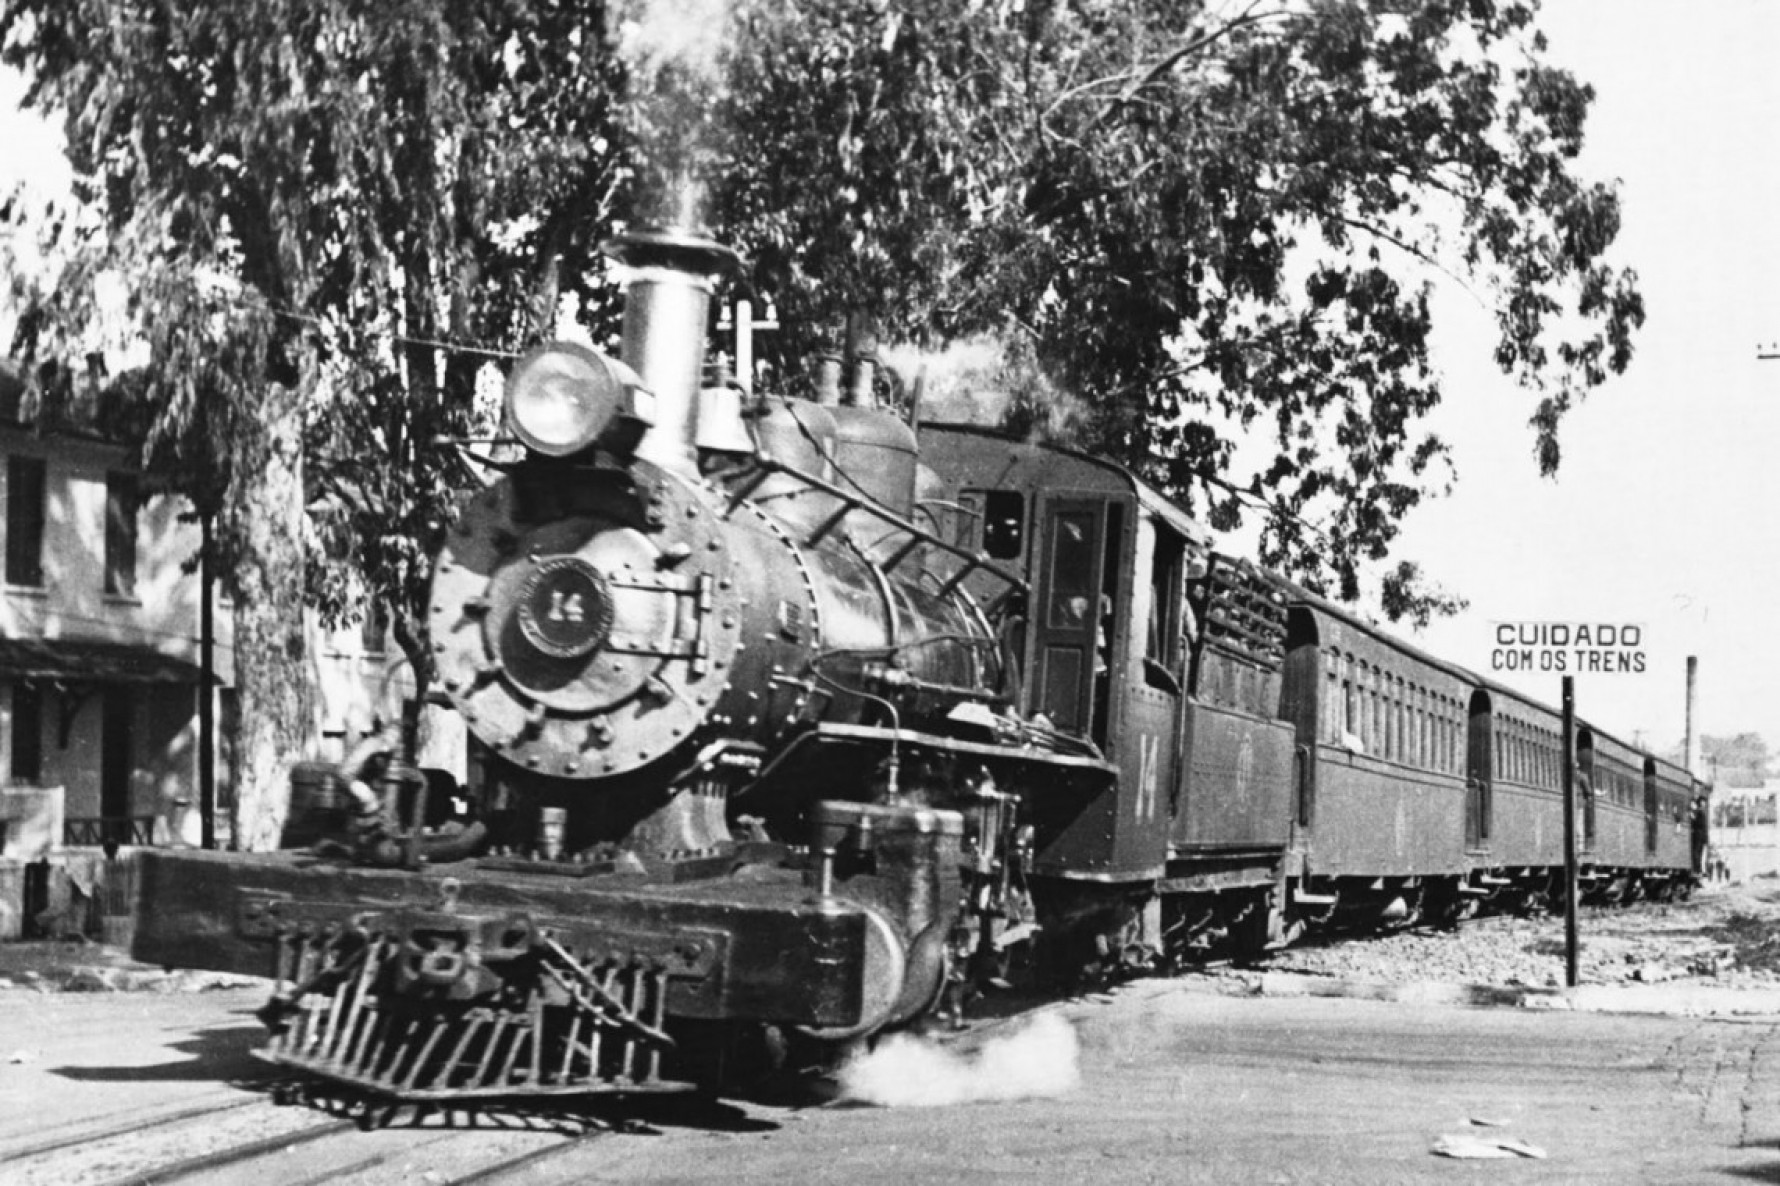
[62,815,158,851]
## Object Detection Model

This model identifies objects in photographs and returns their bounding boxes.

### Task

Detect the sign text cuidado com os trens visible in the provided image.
[1491,622,1647,674]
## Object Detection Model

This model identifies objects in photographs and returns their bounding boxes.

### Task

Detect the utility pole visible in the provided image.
[1561,676,1579,987]
[199,509,216,849]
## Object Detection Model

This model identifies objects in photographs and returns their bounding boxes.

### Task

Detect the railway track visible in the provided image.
[94,1122,607,1186]
[0,1093,262,1164]
[5,1075,632,1186]
[94,1114,359,1186]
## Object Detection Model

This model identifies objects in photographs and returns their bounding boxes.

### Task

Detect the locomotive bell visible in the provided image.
[602,227,741,476]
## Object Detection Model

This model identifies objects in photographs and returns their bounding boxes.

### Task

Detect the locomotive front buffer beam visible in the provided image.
[132,849,893,1100]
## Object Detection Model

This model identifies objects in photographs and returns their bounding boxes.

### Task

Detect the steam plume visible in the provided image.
[618,0,735,78]
[614,0,742,227]
[836,1012,1081,1108]
[880,332,1089,445]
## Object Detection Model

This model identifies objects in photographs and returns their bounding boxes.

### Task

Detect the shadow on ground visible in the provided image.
[49,1014,272,1086]
[285,1082,784,1136]
[47,1008,791,1135]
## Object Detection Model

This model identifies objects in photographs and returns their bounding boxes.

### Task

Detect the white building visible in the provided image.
[0,364,233,854]
[0,360,470,942]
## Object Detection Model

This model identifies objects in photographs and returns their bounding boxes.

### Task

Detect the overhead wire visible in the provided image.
[219,290,529,362]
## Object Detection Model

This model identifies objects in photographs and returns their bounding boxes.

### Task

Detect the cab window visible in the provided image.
[1143,523,1187,691]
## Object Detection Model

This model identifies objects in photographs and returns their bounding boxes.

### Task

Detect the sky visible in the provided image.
[1393,0,1780,752]
[0,1,1776,755]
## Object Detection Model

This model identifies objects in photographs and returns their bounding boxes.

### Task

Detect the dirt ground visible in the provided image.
[7,883,1780,1184]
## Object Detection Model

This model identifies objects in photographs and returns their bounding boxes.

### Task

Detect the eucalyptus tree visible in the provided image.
[712,0,1643,621]
[0,0,1641,845]
[1,0,635,847]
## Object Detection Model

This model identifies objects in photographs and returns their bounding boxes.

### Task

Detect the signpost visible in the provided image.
[1489,621,1646,675]
[1492,622,1648,988]
[1560,676,1578,986]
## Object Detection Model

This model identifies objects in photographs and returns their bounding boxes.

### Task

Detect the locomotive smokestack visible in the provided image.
[603,228,739,475]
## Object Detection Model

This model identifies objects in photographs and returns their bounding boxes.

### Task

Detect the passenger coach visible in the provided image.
[1281,600,1475,929]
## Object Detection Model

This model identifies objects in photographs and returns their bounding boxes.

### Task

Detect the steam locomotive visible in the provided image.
[132,228,1703,1103]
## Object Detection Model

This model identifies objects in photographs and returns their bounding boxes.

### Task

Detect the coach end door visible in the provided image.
[1466,691,1492,853]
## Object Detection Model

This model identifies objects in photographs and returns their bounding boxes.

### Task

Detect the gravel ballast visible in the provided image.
[1254,883,1774,989]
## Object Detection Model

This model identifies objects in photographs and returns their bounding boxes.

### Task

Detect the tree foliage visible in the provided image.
[0,0,1642,835]
[3,0,640,628]
[0,0,639,843]
[1699,734,1772,789]
[712,0,1643,615]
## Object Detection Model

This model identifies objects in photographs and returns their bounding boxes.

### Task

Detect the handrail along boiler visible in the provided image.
[131,229,1706,1102]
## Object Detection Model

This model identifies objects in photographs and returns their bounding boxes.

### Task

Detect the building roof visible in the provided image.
[0,637,211,685]
[0,358,152,447]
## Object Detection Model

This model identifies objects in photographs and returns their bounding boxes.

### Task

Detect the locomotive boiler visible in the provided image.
[132,228,1091,1100]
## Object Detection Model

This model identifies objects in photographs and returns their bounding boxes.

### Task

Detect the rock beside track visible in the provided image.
[1230,880,1780,1000]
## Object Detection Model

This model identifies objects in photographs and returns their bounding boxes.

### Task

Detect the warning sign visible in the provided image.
[1490,622,1647,675]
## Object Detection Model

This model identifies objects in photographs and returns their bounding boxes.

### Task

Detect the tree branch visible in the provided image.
[1332,213,1482,302]
[1080,2,1295,135]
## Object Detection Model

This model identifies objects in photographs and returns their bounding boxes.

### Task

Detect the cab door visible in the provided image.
[1122,517,1182,842]
[1031,498,1109,738]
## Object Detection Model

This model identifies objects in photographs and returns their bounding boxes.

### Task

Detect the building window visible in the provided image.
[105,472,139,597]
[11,682,42,782]
[6,455,45,587]
[361,603,389,656]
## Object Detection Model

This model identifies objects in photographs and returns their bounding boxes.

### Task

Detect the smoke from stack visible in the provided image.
[618,0,735,77]
[617,0,742,229]
[879,332,1088,444]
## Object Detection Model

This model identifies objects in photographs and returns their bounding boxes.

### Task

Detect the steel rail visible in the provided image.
[0,1093,262,1163]
[92,1117,357,1186]
[439,1130,607,1186]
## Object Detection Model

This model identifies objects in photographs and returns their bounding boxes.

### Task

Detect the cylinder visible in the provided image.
[283,760,346,848]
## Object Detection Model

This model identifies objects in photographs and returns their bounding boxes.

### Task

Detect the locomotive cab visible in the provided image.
[920,428,1298,962]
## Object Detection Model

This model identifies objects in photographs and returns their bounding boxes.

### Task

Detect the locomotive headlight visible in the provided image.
[504,342,649,458]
